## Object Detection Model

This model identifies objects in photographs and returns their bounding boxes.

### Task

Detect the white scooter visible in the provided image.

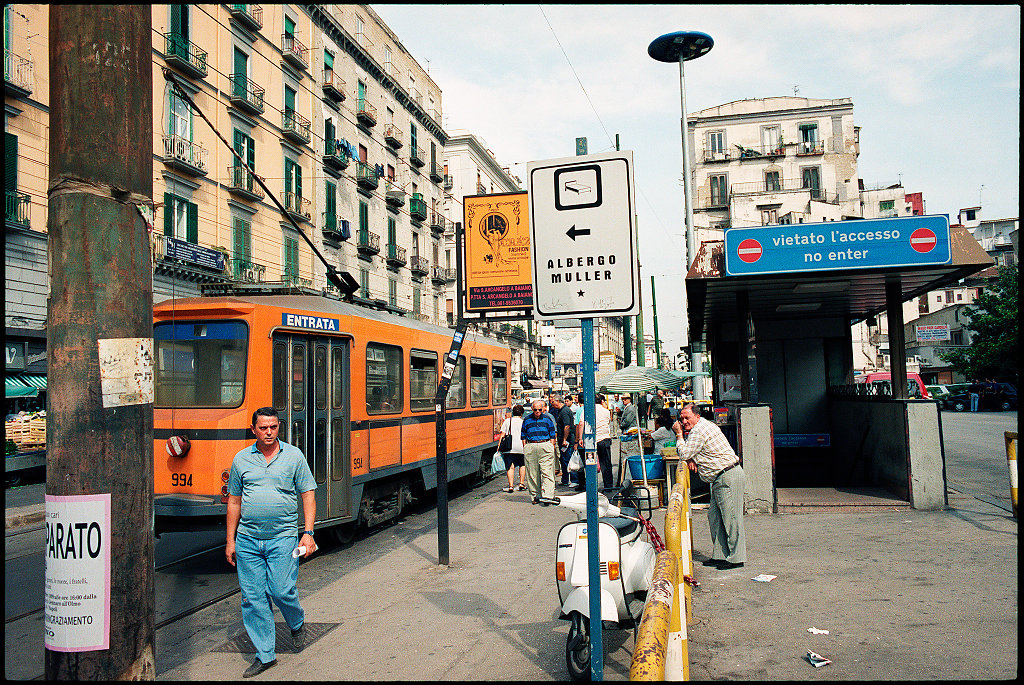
[539,490,657,681]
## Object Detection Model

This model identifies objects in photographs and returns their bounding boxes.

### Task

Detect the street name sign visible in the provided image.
[528,151,639,317]
[723,215,952,276]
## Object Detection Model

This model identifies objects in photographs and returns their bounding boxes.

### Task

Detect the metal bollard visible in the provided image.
[663,481,691,679]
[630,550,677,681]
[1006,432,1018,518]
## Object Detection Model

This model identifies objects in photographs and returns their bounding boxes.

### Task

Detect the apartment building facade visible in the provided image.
[5,5,459,403]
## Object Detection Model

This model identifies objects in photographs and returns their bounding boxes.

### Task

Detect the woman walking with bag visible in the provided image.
[498,404,526,492]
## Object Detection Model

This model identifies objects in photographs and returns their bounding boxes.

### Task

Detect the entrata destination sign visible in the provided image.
[724,215,951,276]
[528,151,639,318]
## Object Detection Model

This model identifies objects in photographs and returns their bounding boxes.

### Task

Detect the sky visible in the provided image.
[372,4,1020,355]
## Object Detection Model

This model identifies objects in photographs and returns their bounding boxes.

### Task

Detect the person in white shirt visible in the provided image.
[575,393,614,492]
[498,404,526,492]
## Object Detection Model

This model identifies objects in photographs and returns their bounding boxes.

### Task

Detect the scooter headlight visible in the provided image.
[556,561,566,581]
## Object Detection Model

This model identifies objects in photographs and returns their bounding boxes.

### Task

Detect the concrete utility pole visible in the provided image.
[47,6,155,679]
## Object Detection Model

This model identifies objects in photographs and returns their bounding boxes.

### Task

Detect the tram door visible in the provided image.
[273,334,352,525]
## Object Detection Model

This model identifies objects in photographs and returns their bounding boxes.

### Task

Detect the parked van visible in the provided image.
[856,371,931,399]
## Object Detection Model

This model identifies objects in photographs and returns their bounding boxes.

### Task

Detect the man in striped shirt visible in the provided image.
[520,399,558,503]
[674,403,746,570]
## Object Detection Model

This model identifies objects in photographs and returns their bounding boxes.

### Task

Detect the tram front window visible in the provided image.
[154,321,248,407]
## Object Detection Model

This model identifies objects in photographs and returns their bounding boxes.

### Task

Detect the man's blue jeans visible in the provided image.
[970,392,980,412]
[235,533,304,664]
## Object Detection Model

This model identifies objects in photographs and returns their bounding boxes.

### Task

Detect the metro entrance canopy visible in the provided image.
[686,217,994,335]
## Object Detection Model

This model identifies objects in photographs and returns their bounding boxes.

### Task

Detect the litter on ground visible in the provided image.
[751,574,777,582]
[807,627,830,635]
[806,649,832,667]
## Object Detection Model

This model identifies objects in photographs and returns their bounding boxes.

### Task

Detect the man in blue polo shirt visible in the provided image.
[521,399,558,504]
[227,407,317,678]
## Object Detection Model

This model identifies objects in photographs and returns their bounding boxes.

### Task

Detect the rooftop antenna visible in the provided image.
[979,184,985,207]
[793,84,800,96]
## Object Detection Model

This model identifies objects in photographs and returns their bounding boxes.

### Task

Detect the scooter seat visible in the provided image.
[603,506,639,537]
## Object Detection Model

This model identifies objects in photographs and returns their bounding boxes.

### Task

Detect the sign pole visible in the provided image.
[582,317,602,679]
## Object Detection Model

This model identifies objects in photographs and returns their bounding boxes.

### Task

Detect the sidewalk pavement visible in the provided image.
[9,480,1016,680]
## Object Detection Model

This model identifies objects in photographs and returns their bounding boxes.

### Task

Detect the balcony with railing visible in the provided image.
[229,5,263,32]
[431,265,456,286]
[229,74,264,114]
[323,139,350,170]
[162,134,208,176]
[229,257,266,283]
[443,175,453,191]
[383,124,403,149]
[227,165,265,202]
[322,69,345,101]
[322,213,347,245]
[4,49,34,96]
[356,162,379,191]
[409,145,424,168]
[357,229,380,257]
[429,210,448,238]
[730,178,833,203]
[476,181,487,195]
[282,109,311,144]
[6,191,31,228]
[796,140,824,156]
[385,243,407,268]
[429,161,445,183]
[163,33,208,79]
[356,98,377,127]
[283,192,311,222]
[281,34,308,70]
[282,273,313,288]
[409,194,427,222]
[384,180,405,208]
[410,255,430,277]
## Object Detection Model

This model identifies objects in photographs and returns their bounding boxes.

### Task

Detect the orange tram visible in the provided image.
[153,291,511,540]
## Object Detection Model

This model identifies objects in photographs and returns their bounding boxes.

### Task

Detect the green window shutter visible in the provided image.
[388,217,396,243]
[326,180,336,215]
[431,141,436,166]
[359,201,368,232]
[324,50,333,70]
[163,192,174,236]
[170,5,183,38]
[285,16,295,38]
[285,86,295,114]
[233,129,245,164]
[232,218,244,258]
[186,201,198,243]
[5,133,17,191]
[295,163,302,200]
[284,159,293,195]
[325,119,335,150]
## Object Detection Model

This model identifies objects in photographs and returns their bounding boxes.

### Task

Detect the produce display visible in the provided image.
[5,411,46,452]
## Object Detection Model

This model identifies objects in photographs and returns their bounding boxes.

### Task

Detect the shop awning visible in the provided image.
[6,376,38,398]
[20,374,47,391]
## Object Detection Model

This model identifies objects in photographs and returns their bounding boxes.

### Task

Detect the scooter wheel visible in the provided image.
[565,611,591,681]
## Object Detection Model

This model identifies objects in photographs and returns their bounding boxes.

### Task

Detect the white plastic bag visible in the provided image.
[568,450,582,472]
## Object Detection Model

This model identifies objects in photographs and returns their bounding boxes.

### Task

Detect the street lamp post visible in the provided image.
[649,30,713,402]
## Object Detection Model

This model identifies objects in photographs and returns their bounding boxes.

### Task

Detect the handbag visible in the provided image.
[568,450,582,472]
[498,433,513,453]
[490,450,506,475]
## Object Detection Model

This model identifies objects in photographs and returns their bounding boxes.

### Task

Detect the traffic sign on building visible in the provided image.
[527,151,639,318]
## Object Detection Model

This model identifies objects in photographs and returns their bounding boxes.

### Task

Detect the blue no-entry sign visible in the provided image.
[723,215,952,276]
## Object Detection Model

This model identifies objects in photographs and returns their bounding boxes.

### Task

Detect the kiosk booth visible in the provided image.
[685,216,993,511]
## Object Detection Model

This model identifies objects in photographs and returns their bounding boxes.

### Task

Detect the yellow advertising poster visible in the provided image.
[463,192,533,313]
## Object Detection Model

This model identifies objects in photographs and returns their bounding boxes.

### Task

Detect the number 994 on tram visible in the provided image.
[153,292,511,540]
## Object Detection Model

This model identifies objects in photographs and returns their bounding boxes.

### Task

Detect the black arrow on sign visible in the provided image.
[566,224,591,241]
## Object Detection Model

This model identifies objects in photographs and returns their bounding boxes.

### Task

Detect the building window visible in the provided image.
[359,201,369,233]
[233,129,255,169]
[709,174,728,206]
[232,217,252,262]
[359,267,369,298]
[285,157,302,201]
[410,123,418,151]
[945,290,954,304]
[283,235,299,278]
[412,285,421,314]
[386,164,395,181]
[355,16,365,45]
[384,45,392,75]
[708,130,726,159]
[388,278,397,307]
[963,208,976,222]
[325,180,337,230]
[761,125,781,153]
[879,199,895,216]
[799,123,819,153]
[765,170,781,192]
[232,48,249,96]
[801,166,822,200]
[169,87,191,139]
[163,192,197,243]
[760,208,779,225]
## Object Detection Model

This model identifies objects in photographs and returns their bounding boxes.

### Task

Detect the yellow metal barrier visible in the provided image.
[1006,431,1017,518]
[629,550,677,681]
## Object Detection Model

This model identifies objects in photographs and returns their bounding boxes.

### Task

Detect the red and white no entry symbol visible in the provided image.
[910,227,937,253]
[737,238,762,263]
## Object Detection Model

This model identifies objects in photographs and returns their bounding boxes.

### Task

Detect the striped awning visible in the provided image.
[596,365,683,393]
[5,374,47,398]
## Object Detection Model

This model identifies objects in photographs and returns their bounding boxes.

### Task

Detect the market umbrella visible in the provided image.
[596,364,682,393]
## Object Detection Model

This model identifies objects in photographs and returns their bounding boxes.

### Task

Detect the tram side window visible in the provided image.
[446,356,466,409]
[154,321,248,408]
[410,350,437,412]
[273,342,287,411]
[491,360,507,405]
[366,343,402,414]
[470,358,489,407]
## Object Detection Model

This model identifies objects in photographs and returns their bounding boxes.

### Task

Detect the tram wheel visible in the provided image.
[332,523,356,545]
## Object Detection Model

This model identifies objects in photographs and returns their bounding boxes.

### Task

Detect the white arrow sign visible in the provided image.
[528,151,639,318]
